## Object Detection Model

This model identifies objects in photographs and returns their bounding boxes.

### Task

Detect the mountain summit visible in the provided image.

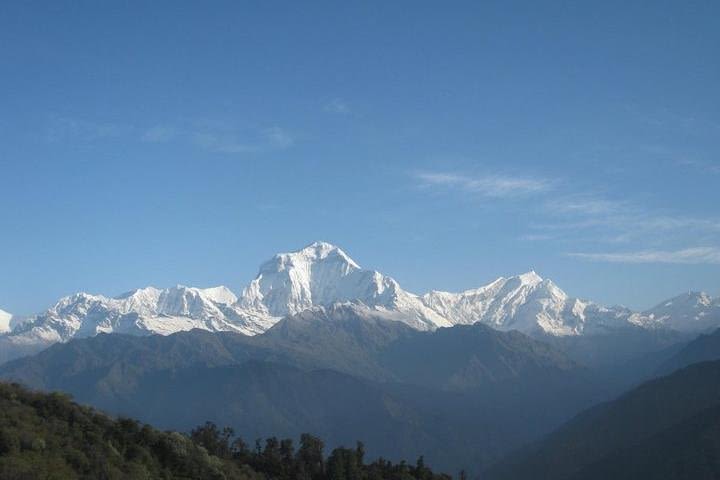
[0,309,13,334]
[637,292,720,332]
[1,242,718,363]
[239,241,450,330]
[240,241,381,316]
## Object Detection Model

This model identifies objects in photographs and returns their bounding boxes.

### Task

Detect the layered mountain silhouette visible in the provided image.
[0,305,607,474]
[656,327,720,376]
[2,242,718,365]
[486,358,720,480]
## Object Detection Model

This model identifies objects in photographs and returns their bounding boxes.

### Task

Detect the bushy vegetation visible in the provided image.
[0,382,452,479]
[190,421,453,480]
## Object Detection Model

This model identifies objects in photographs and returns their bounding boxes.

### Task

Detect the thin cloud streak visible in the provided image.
[262,126,295,148]
[46,115,129,142]
[537,193,720,243]
[568,247,720,265]
[191,132,259,154]
[144,124,295,154]
[46,116,295,155]
[142,126,177,143]
[676,158,720,175]
[415,171,553,198]
[545,196,627,216]
[324,98,350,114]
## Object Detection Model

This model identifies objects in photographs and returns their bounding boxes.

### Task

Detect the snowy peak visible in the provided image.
[257,242,361,281]
[0,309,12,334]
[421,271,579,335]
[517,270,544,286]
[639,291,720,332]
[6,284,259,346]
[198,286,238,305]
[236,242,447,330]
[241,242,382,316]
[652,291,714,310]
[274,241,361,270]
[115,285,238,315]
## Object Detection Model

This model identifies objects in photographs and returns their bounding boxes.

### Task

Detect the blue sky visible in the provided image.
[1,1,719,314]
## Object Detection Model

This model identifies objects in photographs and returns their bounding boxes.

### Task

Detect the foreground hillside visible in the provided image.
[487,359,720,480]
[0,381,451,480]
[0,381,256,479]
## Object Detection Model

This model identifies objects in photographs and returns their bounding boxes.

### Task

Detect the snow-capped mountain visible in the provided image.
[5,286,274,347]
[238,241,451,330]
[0,309,13,334]
[236,242,611,335]
[1,241,718,364]
[631,292,720,333]
[425,272,582,335]
[421,270,644,336]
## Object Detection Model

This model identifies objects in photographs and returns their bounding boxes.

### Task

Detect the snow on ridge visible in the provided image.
[0,309,13,334]
[3,242,719,358]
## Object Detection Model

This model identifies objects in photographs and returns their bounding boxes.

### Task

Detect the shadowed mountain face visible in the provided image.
[539,326,691,368]
[379,323,578,390]
[486,359,720,480]
[567,403,720,480]
[0,305,608,474]
[656,327,720,376]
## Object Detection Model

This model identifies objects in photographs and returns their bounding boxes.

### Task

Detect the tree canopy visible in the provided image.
[0,382,452,480]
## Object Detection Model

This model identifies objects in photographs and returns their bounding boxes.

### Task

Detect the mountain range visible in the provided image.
[1,241,719,364]
[3,299,718,476]
[3,243,720,475]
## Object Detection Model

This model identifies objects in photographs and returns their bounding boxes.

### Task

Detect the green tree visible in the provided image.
[297,433,325,480]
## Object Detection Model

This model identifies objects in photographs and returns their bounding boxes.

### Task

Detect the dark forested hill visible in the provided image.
[0,381,453,480]
[0,381,259,479]
[486,359,720,480]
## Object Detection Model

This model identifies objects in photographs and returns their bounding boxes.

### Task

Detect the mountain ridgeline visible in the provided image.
[2,242,719,365]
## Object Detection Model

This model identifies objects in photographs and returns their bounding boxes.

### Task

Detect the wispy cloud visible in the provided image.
[519,233,556,242]
[45,116,295,155]
[568,247,720,265]
[46,115,129,142]
[676,158,720,175]
[262,126,295,148]
[545,196,627,216]
[191,126,295,153]
[536,193,720,243]
[139,122,296,153]
[415,171,553,198]
[191,132,259,154]
[627,104,720,136]
[324,98,350,115]
[142,125,176,143]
